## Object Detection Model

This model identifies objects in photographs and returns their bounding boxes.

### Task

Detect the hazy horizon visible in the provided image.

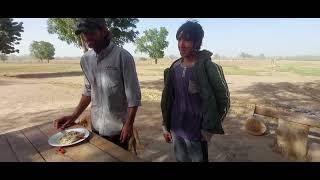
[11,18,320,58]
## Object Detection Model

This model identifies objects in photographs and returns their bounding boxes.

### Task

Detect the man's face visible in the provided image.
[178,37,194,58]
[81,28,107,49]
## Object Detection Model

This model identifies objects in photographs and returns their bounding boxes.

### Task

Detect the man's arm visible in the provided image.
[126,106,138,126]
[119,50,141,142]
[121,50,142,108]
[161,68,170,131]
[199,61,230,142]
[161,68,174,143]
[206,61,230,122]
[54,95,91,129]
[71,95,91,120]
[71,73,92,120]
[54,73,92,129]
[120,106,138,143]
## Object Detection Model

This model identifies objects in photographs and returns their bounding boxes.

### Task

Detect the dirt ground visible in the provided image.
[1,64,320,162]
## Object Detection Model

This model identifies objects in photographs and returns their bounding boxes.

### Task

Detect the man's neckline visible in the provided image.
[95,41,114,61]
[179,59,195,68]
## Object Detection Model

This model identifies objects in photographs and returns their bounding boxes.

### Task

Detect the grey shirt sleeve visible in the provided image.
[120,50,141,107]
[80,57,91,97]
[82,74,91,97]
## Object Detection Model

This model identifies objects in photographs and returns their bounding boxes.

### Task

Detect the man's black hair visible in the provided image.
[176,20,204,50]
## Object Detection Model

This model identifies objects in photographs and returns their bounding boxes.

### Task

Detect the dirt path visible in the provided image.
[1,73,320,161]
[0,76,82,133]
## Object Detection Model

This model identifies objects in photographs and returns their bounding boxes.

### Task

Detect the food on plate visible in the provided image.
[58,131,85,145]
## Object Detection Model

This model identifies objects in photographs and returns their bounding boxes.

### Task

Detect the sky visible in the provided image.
[13,18,320,58]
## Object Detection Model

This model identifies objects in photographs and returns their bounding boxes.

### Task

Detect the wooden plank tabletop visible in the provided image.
[0,135,18,162]
[0,122,142,162]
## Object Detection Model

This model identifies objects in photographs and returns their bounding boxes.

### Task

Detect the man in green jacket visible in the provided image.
[161,20,230,162]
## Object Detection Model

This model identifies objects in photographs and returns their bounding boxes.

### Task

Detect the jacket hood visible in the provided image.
[198,49,213,60]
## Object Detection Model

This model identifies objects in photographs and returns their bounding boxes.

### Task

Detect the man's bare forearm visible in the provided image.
[125,106,138,126]
[70,95,91,120]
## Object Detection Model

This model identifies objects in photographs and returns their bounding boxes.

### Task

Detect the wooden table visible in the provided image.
[0,122,142,162]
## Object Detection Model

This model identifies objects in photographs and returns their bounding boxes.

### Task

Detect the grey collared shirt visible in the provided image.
[80,41,141,136]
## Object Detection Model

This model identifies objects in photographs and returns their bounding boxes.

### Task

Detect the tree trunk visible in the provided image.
[155,58,158,64]
[47,59,49,63]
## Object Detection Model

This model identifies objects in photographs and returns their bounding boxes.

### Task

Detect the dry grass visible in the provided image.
[141,88,162,102]
[1,59,320,108]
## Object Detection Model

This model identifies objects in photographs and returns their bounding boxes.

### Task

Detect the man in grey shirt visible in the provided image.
[54,18,141,150]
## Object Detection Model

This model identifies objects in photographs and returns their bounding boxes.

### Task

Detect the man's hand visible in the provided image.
[53,95,91,130]
[120,122,133,143]
[53,115,76,130]
[163,132,172,143]
[120,106,138,143]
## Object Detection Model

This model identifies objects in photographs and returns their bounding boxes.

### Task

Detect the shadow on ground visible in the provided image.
[12,71,83,79]
[235,81,320,117]
[135,80,294,162]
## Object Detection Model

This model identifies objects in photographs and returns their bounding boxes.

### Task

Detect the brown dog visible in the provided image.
[78,111,144,155]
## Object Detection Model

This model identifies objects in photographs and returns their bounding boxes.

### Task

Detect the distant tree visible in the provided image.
[213,53,220,60]
[0,18,24,55]
[239,52,245,58]
[47,18,139,53]
[29,41,55,63]
[135,27,169,64]
[258,53,265,59]
[139,57,148,61]
[0,53,8,63]
[239,52,253,58]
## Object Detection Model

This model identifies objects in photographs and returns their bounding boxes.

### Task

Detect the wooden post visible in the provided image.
[274,119,309,161]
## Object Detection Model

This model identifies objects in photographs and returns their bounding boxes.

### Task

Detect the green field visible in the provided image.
[278,63,320,76]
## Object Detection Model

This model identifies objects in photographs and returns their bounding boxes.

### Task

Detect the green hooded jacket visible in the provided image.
[160,50,230,134]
